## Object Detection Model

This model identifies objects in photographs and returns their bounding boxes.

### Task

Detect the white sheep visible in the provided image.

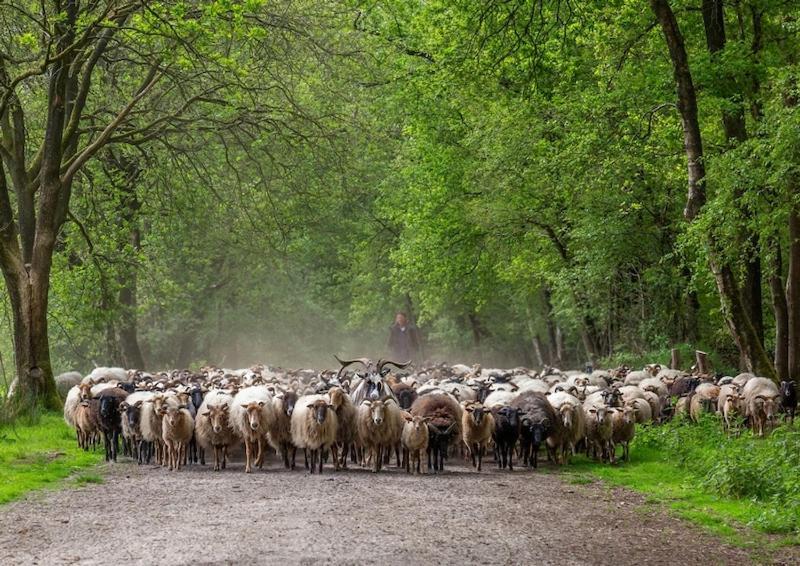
[291,394,339,474]
[461,401,495,471]
[195,390,235,471]
[401,413,429,474]
[160,402,194,471]
[356,397,403,473]
[230,385,274,473]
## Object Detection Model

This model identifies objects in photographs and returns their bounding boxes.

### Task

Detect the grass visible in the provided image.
[558,416,800,553]
[0,412,103,504]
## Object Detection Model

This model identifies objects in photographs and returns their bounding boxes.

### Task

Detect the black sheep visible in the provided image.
[96,388,128,462]
[780,381,797,425]
[510,392,562,469]
[491,405,520,471]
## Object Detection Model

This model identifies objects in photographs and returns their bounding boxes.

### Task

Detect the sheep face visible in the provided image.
[495,406,521,428]
[362,399,387,425]
[403,414,429,432]
[99,395,119,421]
[466,404,487,426]
[241,401,266,431]
[163,404,189,428]
[587,405,608,426]
[559,405,574,429]
[427,421,456,451]
[620,405,636,425]
[203,404,229,434]
[307,399,334,424]
[753,395,778,424]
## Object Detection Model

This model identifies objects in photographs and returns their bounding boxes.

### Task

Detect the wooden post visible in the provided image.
[695,350,710,376]
[670,348,681,370]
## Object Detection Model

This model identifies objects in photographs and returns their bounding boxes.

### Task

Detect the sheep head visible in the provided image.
[241,401,266,431]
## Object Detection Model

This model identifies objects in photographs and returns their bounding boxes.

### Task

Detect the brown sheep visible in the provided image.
[356,397,403,473]
[410,394,462,473]
[401,413,429,474]
[160,404,194,471]
[461,401,495,471]
[328,387,357,469]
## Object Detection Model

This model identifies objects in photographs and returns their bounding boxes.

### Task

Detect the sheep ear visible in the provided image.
[306,402,315,408]
[422,416,432,422]
[202,410,211,417]
[403,414,413,422]
[257,401,265,407]
[362,400,372,407]
[240,404,249,409]
[327,404,335,409]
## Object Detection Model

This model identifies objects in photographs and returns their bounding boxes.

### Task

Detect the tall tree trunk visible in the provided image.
[543,287,560,364]
[468,313,483,363]
[769,240,789,381]
[650,0,777,381]
[787,205,800,383]
[701,0,764,350]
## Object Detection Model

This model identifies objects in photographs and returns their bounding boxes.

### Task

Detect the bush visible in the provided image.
[634,415,800,533]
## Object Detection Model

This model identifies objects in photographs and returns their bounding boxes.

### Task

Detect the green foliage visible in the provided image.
[0,414,103,505]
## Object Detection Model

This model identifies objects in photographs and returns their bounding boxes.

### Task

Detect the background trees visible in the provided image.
[2,0,799,408]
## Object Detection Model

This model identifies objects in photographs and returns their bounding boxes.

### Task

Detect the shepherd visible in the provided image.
[387,312,420,363]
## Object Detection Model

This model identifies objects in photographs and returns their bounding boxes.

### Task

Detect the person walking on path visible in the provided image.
[387,312,420,363]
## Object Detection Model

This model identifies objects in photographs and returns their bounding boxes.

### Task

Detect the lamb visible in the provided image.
[611,405,637,462]
[231,385,274,473]
[356,397,403,473]
[401,413,429,474]
[717,384,744,432]
[491,405,520,471]
[325,387,357,469]
[742,377,781,437]
[461,401,495,471]
[73,400,98,451]
[195,391,235,471]
[268,389,298,469]
[291,394,339,474]
[410,393,462,473]
[160,402,194,471]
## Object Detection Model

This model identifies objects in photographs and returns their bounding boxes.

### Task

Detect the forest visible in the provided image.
[1,0,799,411]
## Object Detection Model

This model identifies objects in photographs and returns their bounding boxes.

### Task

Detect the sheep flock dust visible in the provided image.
[1,457,792,565]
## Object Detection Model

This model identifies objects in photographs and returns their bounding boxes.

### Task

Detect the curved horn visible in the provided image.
[377,359,411,375]
[334,355,371,378]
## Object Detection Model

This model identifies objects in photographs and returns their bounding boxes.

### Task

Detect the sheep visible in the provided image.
[642,391,661,422]
[119,391,153,464]
[140,393,169,465]
[717,384,744,432]
[489,408,517,472]
[401,413,429,474]
[73,400,98,451]
[268,389,298,469]
[626,397,652,424]
[611,405,637,462]
[356,397,403,473]
[160,402,194,471]
[391,381,418,410]
[732,372,756,389]
[231,386,274,473]
[291,394,339,474]
[55,371,82,400]
[639,377,668,400]
[195,391,235,471]
[547,391,585,463]
[742,377,781,437]
[95,387,128,462]
[328,386,357,469]
[780,381,797,425]
[483,389,517,408]
[690,383,720,422]
[63,385,83,429]
[510,391,562,469]
[623,370,649,386]
[461,401,495,471]
[584,402,614,463]
[410,394,462,473]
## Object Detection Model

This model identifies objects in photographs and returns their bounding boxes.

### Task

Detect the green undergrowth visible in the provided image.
[0,412,103,504]
[560,415,800,551]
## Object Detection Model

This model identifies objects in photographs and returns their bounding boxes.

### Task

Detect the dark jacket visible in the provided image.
[387,323,420,362]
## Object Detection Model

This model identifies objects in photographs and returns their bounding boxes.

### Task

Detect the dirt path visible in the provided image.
[0,457,778,565]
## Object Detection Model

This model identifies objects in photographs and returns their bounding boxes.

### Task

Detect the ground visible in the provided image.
[2,454,792,566]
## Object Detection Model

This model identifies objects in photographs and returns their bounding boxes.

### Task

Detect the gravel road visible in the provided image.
[0,457,789,565]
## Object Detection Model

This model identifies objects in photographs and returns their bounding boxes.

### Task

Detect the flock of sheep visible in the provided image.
[58,358,797,474]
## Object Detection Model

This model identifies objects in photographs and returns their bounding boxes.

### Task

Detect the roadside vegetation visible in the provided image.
[0,413,103,505]
[563,416,800,548]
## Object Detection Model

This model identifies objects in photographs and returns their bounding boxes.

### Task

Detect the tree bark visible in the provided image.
[651,0,777,381]
[769,240,789,381]
[787,205,800,383]
[543,287,560,364]
[670,348,681,370]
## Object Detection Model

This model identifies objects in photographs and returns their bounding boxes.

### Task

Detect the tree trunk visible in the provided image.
[682,266,700,344]
[670,348,681,370]
[787,205,800,383]
[468,313,483,363]
[531,335,545,367]
[695,350,710,376]
[769,240,789,381]
[651,0,777,381]
[543,287,560,364]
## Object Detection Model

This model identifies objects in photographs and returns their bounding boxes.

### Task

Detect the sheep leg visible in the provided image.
[223,444,228,469]
[256,438,264,469]
[308,449,316,475]
[282,444,290,469]
[339,442,349,470]
[303,448,309,470]
[290,446,296,470]
[477,444,483,472]
[244,439,253,473]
